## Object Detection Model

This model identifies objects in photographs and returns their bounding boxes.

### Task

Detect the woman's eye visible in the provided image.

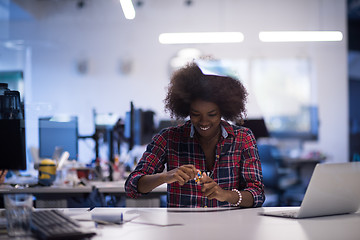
[208,114,217,117]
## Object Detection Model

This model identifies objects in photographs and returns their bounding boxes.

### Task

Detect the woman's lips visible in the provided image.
[199,126,210,131]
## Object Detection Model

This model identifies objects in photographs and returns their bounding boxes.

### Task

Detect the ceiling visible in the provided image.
[3,0,360,51]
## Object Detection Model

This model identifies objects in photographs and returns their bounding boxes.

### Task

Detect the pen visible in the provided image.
[87,206,95,212]
[91,214,124,226]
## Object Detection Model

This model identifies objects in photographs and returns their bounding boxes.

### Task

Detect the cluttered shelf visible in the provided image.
[0,177,167,209]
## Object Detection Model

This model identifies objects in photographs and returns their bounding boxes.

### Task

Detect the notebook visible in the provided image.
[260,162,360,218]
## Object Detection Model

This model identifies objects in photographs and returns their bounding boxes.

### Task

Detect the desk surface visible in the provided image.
[65,207,360,240]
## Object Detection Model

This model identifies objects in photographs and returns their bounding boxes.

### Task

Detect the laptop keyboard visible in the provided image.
[31,209,96,240]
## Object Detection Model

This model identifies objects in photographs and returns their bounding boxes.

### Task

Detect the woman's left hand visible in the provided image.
[199,172,228,202]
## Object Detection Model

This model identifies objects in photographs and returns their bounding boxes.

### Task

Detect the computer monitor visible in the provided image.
[124,102,155,151]
[0,119,26,170]
[0,83,26,170]
[241,118,269,140]
[124,102,135,150]
[39,116,79,160]
[267,106,319,141]
[157,119,185,132]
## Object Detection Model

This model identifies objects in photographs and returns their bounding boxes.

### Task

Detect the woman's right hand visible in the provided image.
[162,165,197,185]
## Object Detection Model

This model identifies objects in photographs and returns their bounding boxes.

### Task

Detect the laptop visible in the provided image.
[260,162,360,218]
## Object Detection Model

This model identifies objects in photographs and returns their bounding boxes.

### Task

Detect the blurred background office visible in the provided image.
[1,0,359,206]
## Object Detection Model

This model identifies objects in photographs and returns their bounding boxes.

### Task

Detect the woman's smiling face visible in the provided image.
[190,99,222,139]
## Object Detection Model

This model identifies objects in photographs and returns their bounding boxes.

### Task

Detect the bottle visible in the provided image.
[38,159,57,186]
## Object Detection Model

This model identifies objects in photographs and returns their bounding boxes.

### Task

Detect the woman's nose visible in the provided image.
[199,115,208,124]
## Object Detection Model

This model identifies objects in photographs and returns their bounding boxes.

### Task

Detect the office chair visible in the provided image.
[258,143,297,206]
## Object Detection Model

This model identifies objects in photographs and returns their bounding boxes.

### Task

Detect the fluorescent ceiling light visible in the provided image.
[119,0,135,20]
[159,32,244,44]
[259,31,343,42]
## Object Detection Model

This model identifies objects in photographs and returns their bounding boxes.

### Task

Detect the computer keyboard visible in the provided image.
[31,209,96,240]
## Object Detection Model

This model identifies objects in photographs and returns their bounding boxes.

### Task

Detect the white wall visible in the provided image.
[2,0,348,164]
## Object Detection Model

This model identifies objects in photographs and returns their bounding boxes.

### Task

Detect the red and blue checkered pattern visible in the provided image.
[125,120,265,208]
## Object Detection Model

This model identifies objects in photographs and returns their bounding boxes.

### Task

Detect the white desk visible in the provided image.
[66,207,360,240]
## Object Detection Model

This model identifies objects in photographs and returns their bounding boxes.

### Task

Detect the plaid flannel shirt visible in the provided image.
[125,120,265,208]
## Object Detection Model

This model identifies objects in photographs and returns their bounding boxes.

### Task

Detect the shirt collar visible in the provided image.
[190,122,228,138]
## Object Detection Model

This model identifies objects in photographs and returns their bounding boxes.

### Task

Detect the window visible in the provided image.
[251,58,318,140]
[193,58,318,140]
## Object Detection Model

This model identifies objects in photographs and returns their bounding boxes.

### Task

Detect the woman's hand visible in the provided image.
[200,172,228,202]
[163,164,197,186]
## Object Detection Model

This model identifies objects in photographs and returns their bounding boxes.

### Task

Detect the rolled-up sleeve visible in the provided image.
[240,130,265,207]
[124,130,168,198]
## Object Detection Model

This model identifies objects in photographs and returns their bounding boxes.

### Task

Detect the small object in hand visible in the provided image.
[194,169,202,184]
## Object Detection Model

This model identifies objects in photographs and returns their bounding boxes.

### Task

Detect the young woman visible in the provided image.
[125,62,265,208]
